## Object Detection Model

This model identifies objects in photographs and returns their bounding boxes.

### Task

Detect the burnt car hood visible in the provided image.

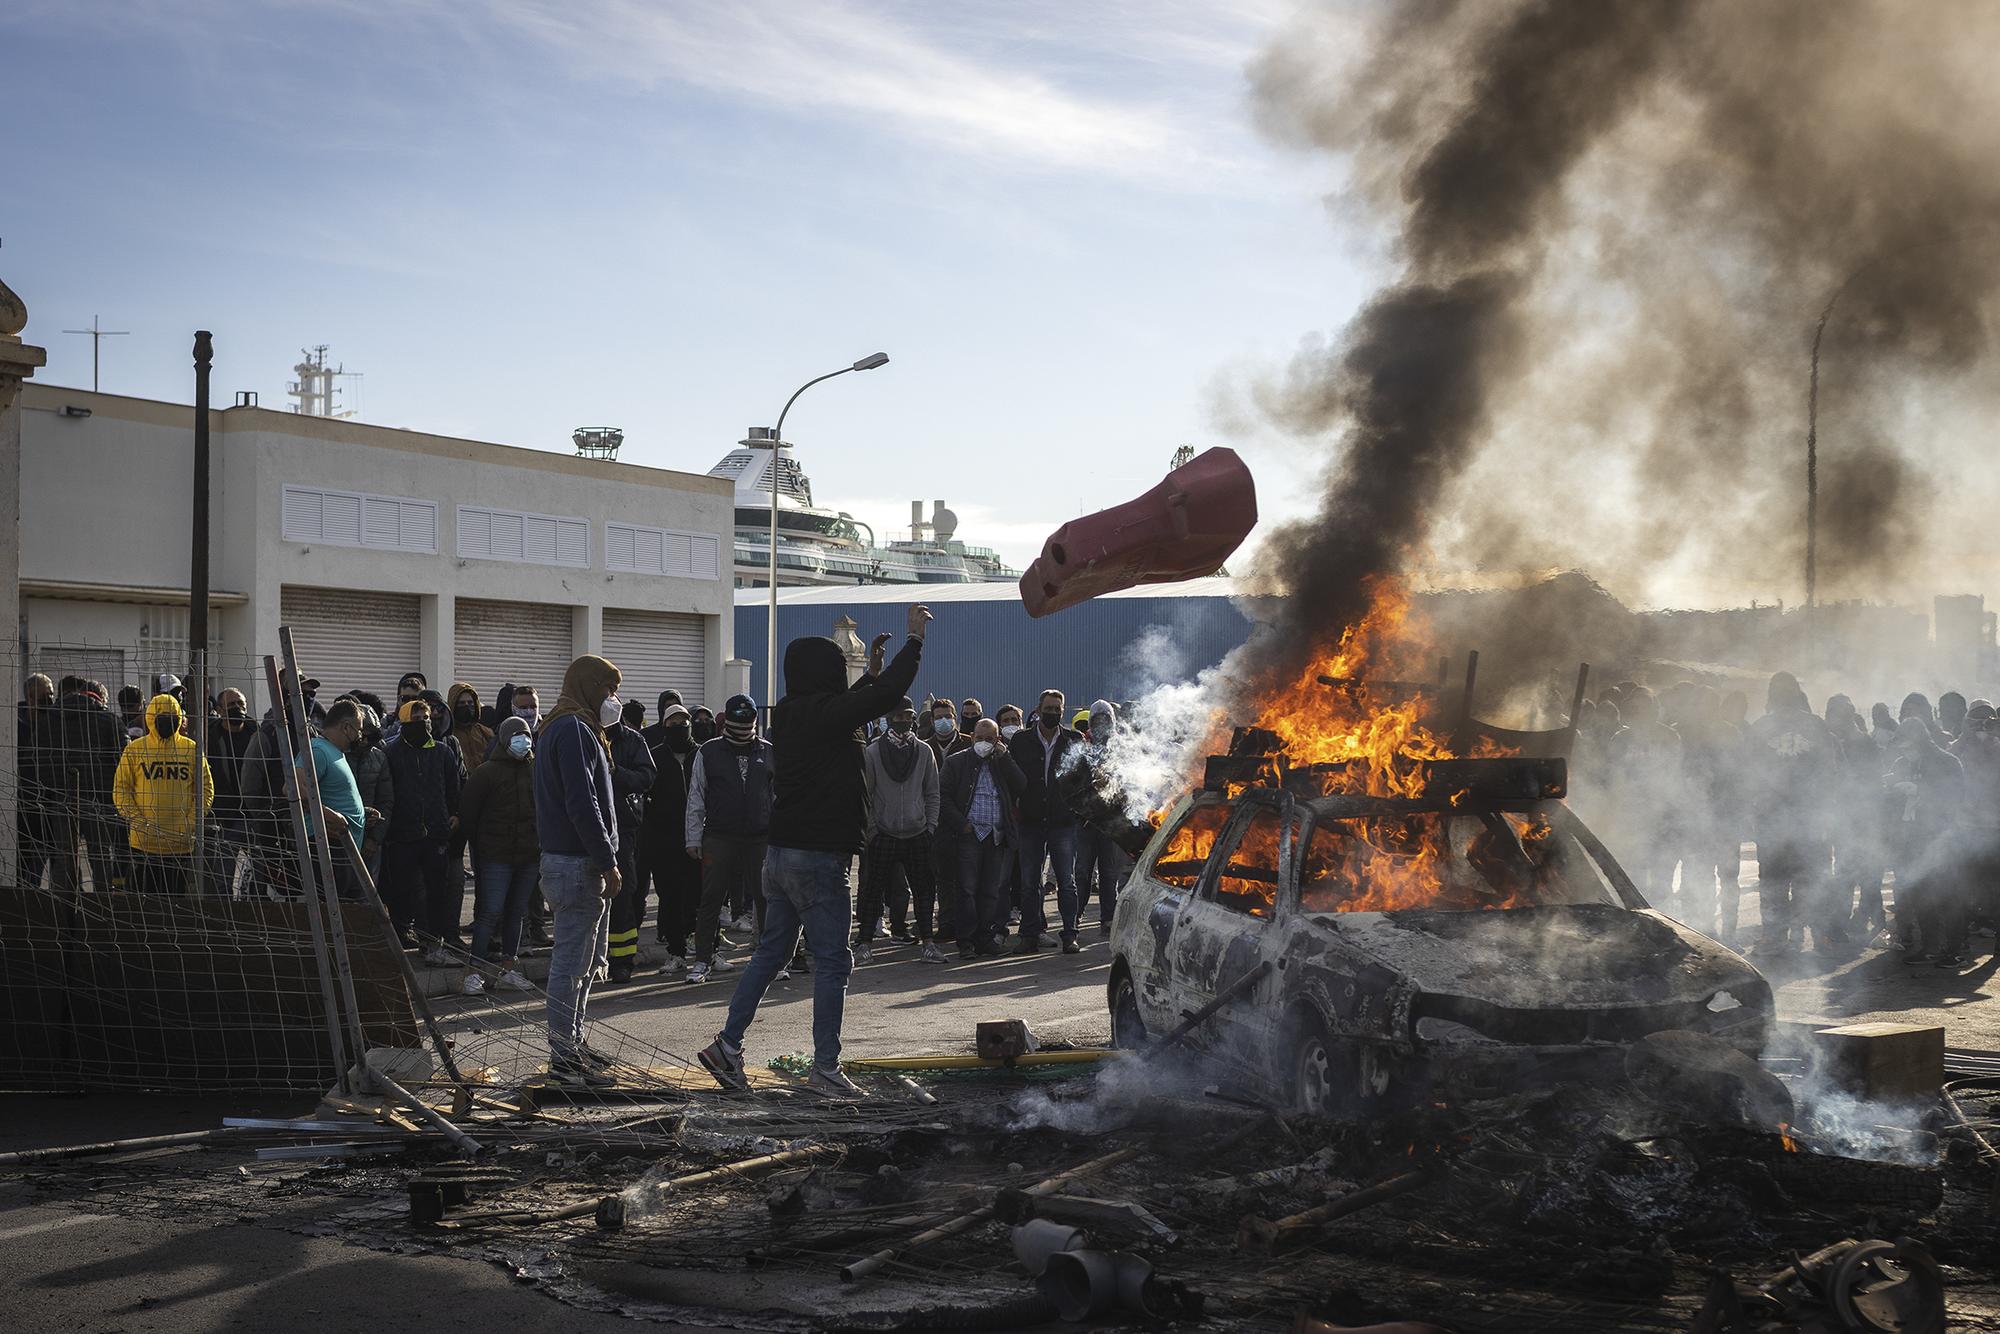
[1316,904,1765,1013]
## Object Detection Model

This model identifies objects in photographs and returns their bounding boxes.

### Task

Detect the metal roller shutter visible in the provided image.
[454,599,573,703]
[602,609,709,715]
[279,586,422,702]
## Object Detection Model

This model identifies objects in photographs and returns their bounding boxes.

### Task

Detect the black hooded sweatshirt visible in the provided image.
[770,634,923,854]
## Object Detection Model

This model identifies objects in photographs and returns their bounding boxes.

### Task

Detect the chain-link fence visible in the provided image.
[1,637,696,1099]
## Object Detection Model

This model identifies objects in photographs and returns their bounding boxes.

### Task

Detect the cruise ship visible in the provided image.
[709,428,1020,587]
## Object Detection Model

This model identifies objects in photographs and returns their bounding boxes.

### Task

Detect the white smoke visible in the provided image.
[1100,658,1236,818]
[1115,623,1191,697]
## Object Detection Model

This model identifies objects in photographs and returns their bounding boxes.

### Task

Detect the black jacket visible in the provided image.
[207,718,260,821]
[1007,723,1085,827]
[940,744,1027,844]
[454,749,538,865]
[47,695,123,806]
[606,722,657,836]
[642,734,690,844]
[382,736,462,846]
[769,634,923,854]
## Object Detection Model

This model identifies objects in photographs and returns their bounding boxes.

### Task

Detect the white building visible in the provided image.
[17,385,740,711]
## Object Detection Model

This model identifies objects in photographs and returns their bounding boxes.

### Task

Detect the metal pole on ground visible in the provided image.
[262,654,353,1097]
[334,820,468,1088]
[279,628,370,1075]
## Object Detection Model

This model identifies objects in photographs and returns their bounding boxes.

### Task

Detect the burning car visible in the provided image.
[1107,748,1774,1116]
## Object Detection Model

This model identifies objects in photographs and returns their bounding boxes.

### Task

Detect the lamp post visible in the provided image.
[765,353,890,708]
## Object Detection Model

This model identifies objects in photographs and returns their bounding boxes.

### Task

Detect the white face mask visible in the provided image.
[1000,724,1020,740]
[514,706,539,726]
[973,740,994,758]
[507,734,532,760]
[598,694,622,727]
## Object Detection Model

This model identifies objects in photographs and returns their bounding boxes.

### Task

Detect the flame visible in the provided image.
[1778,1122,1799,1153]
[1249,583,1452,799]
[1222,579,1534,915]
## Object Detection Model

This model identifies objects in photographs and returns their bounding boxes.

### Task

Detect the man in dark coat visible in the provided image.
[381,698,464,956]
[1007,688,1086,953]
[604,699,658,982]
[698,604,930,1098]
[641,704,700,971]
[940,717,1027,957]
[1744,673,1841,956]
[45,679,126,891]
[683,695,775,983]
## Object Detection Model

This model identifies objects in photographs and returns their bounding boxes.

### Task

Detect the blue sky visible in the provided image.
[2,0,1376,567]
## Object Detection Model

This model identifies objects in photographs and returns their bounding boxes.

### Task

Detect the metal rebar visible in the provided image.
[333,822,468,1088]
[369,1068,483,1157]
[840,1146,1138,1283]
[0,1129,217,1167]
[262,654,353,1096]
[1141,960,1271,1061]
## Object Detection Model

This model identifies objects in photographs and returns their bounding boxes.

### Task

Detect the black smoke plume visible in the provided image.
[1243,0,2000,681]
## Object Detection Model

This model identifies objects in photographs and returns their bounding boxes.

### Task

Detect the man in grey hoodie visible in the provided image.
[856,696,942,965]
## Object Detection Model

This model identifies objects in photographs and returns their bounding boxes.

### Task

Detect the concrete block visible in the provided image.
[976,1018,1039,1062]
[1813,1022,1945,1104]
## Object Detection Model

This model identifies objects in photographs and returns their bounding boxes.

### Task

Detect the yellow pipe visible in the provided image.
[844,1050,1116,1072]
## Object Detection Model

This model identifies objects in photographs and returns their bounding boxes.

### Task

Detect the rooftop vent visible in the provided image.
[573,427,623,460]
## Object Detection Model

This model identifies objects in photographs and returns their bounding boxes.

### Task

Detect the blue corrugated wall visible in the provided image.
[735,594,1260,712]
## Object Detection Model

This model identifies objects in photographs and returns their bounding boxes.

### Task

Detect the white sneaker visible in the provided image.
[685,961,711,984]
[729,914,753,933]
[775,964,792,981]
[661,956,687,976]
[460,971,486,995]
[423,946,453,967]
[496,969,533,992]
[711,955,736,973]
[807,1065,867,1099]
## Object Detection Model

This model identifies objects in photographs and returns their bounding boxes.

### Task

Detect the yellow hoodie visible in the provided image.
[112,693,215,855]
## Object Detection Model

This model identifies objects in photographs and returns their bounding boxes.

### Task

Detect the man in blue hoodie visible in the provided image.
[700,604,930,1098]
[533,654,624,1088]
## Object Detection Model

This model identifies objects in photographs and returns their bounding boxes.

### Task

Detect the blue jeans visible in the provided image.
[541,853,609,1061]
[721,847,854,1070]
[1017,823,1079,937]
[1076,826,1130,931]
[472,859,539,963]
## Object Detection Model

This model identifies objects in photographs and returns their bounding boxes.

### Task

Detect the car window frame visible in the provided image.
[1194,792,1291,924]
[1290,799,1634,914]
[1145,795,1235,895]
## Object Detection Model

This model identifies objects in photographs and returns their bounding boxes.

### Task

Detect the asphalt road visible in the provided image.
[5,889,1994,1334]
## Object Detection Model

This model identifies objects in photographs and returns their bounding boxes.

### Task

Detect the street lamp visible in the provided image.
[764,353,891,708]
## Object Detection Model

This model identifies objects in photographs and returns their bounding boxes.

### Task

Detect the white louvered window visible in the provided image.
[281,485,437,554]
[456,506,590,568]
[604,521,721,580]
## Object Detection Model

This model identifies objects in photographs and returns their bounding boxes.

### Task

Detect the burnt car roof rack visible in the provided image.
[1199,655,1589,805]
[1200,753,1567,804]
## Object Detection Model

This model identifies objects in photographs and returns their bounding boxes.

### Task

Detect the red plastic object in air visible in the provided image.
[1019,446,1258,618]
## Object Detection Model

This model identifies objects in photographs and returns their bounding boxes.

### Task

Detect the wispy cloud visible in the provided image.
[472,0,1257,180]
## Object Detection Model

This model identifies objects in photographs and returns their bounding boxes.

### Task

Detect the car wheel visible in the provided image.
[1287,1011,1388,1117]
[1109,967,1147,1050]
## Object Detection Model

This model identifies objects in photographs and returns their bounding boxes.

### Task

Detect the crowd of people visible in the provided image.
[21,624,1996,1092]
[1573,670,2000,968]
[9,609,1144,1092]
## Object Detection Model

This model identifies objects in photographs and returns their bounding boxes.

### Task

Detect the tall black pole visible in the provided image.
[192,331,211,656]
[191,332,212,890]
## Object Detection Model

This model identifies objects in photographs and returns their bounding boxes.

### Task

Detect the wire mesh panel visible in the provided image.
[1,638,701,1097]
